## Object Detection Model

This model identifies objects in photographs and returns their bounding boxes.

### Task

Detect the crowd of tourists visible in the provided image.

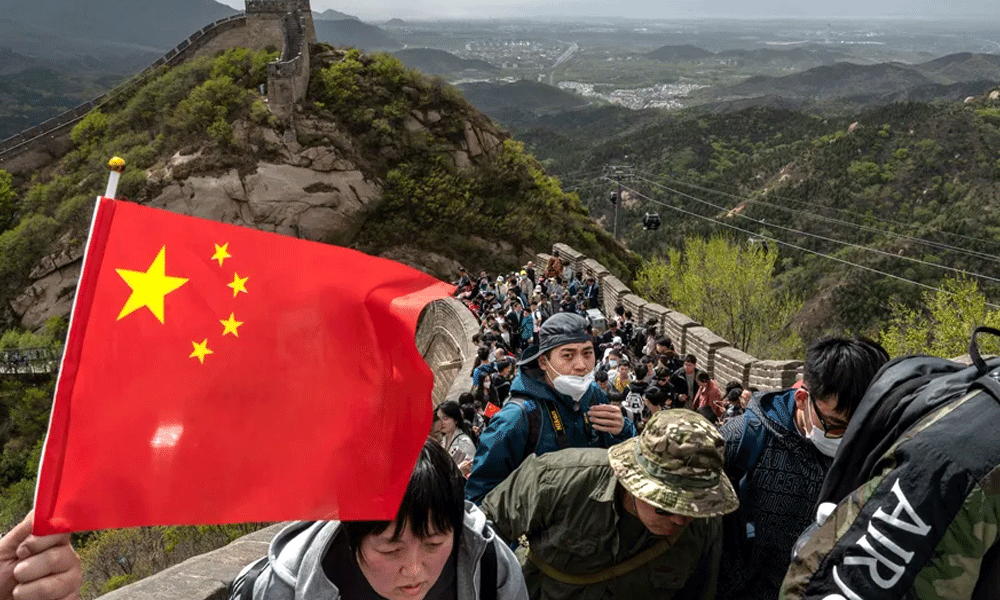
[5,258,1000,600]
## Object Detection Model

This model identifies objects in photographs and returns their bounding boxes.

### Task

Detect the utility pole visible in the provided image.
[603,163,634,241]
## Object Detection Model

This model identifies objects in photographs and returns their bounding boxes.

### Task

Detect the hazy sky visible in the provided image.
[215,0,995,21]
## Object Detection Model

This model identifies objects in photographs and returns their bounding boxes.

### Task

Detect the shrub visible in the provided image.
[70,110,109,148]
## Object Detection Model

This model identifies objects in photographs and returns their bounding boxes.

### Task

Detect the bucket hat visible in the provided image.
[517,312,591,367]
[608,410,738,518]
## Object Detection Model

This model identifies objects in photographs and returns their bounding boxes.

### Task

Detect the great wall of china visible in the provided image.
[0,0,315,176]
[0,5,805,595]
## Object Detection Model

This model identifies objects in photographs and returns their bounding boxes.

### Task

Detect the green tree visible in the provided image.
[636,235,801,357]
[879,276,1000,358]
[0,169,15,233]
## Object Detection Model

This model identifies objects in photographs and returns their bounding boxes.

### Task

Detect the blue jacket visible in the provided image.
[518,313,534,342]
[717,389,831,600]
[465,369,636,504]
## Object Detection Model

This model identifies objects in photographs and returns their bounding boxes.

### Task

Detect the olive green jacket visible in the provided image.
[481,448,723,600]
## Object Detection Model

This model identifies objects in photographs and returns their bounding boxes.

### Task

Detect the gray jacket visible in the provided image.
[248,502,528,600]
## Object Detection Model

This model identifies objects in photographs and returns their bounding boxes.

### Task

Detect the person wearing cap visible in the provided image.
[465,312,636,504]
[481,410,737,600]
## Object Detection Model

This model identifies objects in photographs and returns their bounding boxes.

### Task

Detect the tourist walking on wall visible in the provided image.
[481,410,737,600]
[232,439,527,600]
[715,338,888,600]
[437,401,478,472]
[465,313,635,504]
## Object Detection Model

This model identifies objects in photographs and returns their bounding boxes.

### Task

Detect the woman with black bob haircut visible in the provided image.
[232,439,527,600]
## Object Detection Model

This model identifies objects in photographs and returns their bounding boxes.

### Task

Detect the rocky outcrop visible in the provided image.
[10,112,505,330]
[11,244,83,330]
[148,164,380,244]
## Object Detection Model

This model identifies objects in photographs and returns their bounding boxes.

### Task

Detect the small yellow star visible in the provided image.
[116,246,189,323]
[211,243,232,267]
[220,313,243,337]
[189,339,214,364]
[228,272,249,298]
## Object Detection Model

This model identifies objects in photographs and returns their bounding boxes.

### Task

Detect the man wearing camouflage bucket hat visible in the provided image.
[482,409,738,600]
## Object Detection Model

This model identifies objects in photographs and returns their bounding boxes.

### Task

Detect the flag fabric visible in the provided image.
[33,197,454,535]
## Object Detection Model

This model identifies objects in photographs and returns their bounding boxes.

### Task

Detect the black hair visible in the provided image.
[803,337,890,416]
[644,385,669,408]
[634,363,648,380]
[696,405,718,424]
[607,387,624,404]
[656,337,673,350]
[724,380,744,394]
[461,403,477,427]
[696,371,711,383]
[457,392,474,405]
[654,366,670,380]
[614,304,625,317]
[725,387,742,405]
[594,368,609,383]
[345,439,465,556]
[439,400,479,446]
[684,354,697,364]
[624,309,632,319]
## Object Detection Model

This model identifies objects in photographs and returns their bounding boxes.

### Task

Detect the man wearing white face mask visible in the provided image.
[465,313,636,504]
[715,337,889,600]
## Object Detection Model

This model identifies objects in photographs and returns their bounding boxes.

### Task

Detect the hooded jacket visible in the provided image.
[780,355,1000,600]
[245,502,527,600]
[715,389,831,600]
[465,369,635,504]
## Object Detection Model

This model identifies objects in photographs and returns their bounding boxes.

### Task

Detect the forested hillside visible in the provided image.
[515,93,1000,338]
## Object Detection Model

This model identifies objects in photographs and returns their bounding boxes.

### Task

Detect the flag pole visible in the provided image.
[105,156,126,199]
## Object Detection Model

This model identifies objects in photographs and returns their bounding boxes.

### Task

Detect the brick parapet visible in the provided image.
[544,244,802,391]
[662,311,700,356]
[684,326,729,375]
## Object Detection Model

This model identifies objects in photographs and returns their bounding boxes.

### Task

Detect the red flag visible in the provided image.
[33,197,453,535]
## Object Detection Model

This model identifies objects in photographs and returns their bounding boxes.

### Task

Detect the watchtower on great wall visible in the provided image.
[245,0,316,46]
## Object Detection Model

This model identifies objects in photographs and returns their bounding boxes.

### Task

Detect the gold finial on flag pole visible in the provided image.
[105,156,126,199]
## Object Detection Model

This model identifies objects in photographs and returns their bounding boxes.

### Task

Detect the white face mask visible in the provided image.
[543,361,594,402]
[805,417,842,458]
[608,360,619,368]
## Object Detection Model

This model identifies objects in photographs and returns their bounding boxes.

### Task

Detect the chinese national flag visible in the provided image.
[33,197,454,535]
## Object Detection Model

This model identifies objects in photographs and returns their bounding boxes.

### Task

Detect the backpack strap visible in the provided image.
[506,395,543,456]
[479,536,498,600]
[526,538,672,585]
[734,400,769,542]
[229,555,269,600]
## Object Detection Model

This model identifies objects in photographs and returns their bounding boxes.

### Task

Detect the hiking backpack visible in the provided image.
[782,326,1000,600]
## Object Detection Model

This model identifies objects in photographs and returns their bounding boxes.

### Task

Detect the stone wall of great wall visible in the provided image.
[0,0,315,176]
[543,243,803,388]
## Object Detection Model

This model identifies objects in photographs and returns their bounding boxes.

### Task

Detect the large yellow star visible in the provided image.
[220,313,243,337]
[116,246,189,323]
[189,339,213,364]
[228,273,249,298]
[211,243,232,267]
